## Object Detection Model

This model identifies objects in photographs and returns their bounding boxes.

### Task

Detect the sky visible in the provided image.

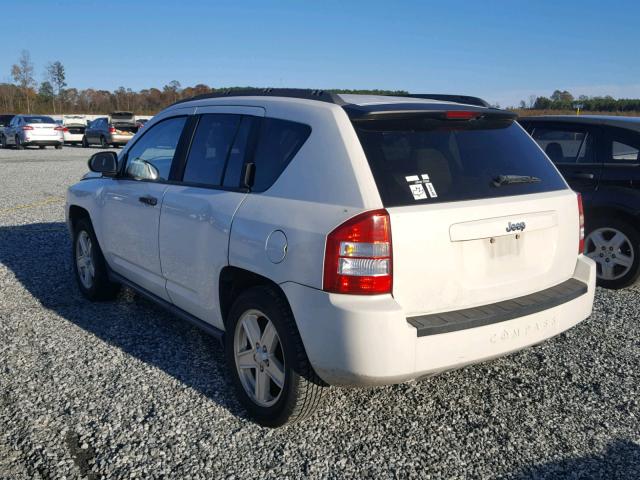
[2,0,639,107]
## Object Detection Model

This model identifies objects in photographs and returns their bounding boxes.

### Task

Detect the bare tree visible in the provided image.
[528,94,536,109]
[11,50,36,113]
[46,61,66,113]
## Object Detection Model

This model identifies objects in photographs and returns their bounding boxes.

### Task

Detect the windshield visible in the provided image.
[355,121,567,207]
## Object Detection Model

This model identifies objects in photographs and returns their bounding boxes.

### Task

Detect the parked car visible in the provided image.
[0,114,15,141]
[62,115,88,145]
[519,115,640,289]
[135,118,150,130]
[82,112,138,148]
[1,114,63,149]
[66,89,595,426]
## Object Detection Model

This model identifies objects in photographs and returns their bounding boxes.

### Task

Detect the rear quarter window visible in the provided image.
[355,121,567,207]
[251,118,311,192]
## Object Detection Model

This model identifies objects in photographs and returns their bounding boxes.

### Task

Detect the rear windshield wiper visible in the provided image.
[492,174,541,187]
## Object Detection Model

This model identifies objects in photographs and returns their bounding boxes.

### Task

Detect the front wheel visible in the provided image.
[72,218,121,301]
[225,286,326,427]
[584,216,640,289]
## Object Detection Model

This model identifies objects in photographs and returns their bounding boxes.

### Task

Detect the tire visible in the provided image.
[72,218,121,301]
[584,215,640,289]
[99,136,108,149]
[0,135,5,149]
[39,145,46,149]
[15,136,24,150]
[225,286,326,427]
[55,144,63,150]
[82,136,89,148]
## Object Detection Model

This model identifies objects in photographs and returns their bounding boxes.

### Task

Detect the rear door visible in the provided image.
[99,114,190,299]
[354,115,580,316]
[528,122,602,192]
[159,106,263,327]
[598,126,640,189]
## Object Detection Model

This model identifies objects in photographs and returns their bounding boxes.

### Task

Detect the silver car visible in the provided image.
[1,114,64,149]
[82,112,138,148]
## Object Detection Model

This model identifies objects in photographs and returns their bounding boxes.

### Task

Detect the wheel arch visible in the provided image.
[68,204,92,231]
[219,266,293,328]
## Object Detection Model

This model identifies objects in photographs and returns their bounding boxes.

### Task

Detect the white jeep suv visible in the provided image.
[66,89,596,426]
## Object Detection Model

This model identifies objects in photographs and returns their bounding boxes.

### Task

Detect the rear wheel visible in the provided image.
[55,144,63,150]
[15,136,24,150]
[82,136,89,148]
[584,216,640,289]
[72,218,120,301]
[225,286,326,427]
[39,145,46,149]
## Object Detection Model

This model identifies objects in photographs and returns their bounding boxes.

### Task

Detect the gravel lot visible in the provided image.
[1,146,639,479]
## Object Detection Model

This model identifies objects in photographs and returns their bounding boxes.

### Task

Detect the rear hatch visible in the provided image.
[109,112,137,136]
[23,116,59,136]
[352,108,579,316]
[63,115,87,134]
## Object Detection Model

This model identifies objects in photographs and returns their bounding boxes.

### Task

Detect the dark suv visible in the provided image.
[519,115,640,289]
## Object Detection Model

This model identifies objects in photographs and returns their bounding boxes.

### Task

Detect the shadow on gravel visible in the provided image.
[0,222,247,420]
[511,439,640,479]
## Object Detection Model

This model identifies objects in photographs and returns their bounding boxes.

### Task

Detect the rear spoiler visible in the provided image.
[348,106,517,130]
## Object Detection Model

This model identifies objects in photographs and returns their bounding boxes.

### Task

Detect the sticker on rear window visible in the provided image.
[406,173,437,200]
[409,183,428,200]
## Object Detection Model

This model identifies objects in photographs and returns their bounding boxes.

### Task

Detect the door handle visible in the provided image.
[138,195,158,206]
[569,172,594,180]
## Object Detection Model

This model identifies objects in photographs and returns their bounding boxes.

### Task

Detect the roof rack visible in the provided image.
[172,88,348,106]
[172,88,490,108]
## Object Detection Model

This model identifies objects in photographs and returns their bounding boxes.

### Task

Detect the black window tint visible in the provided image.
[251,118,311,192]
[125,116,186,181]
[223,116,256,188]
[606,128,640,163]
[356,122,566,207]
[183,114,241,187]
[531,126,595,164]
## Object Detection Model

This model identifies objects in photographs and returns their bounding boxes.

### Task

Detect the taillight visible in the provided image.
[109,126,116,133]
[323,209,392,295]
[54,126,68,132]
[22,125,34,130]
[577,193,585,253]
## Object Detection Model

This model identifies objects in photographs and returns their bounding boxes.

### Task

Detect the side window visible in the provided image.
[531,126,595,164]
[125,116,186,181]
[182,114,241,187]
[251,118,311,192]
[606,128,640,163]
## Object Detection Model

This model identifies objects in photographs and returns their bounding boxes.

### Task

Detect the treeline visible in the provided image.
[521,90,640,112]
[1,51,409,115]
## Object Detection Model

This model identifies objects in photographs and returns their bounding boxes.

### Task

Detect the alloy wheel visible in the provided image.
[585,227,635,281]
[76,230,96,289]
[233,309,286,407]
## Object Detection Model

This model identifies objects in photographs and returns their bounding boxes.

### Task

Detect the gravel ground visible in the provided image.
[1,146,639,479]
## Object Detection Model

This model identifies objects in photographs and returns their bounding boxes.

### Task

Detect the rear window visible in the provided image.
[355,121,567,207]
[23,116,55,124]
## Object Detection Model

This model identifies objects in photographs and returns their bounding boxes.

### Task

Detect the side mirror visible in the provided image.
[88,151,118,176]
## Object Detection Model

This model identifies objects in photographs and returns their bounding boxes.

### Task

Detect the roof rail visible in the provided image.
[172,88,490,108]
[172,88,348,106]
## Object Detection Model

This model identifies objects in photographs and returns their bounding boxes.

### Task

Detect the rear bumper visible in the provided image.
[283,255,596,386]
[108,134,134,145]
[63,133,84,142]
[24,139,62,146]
